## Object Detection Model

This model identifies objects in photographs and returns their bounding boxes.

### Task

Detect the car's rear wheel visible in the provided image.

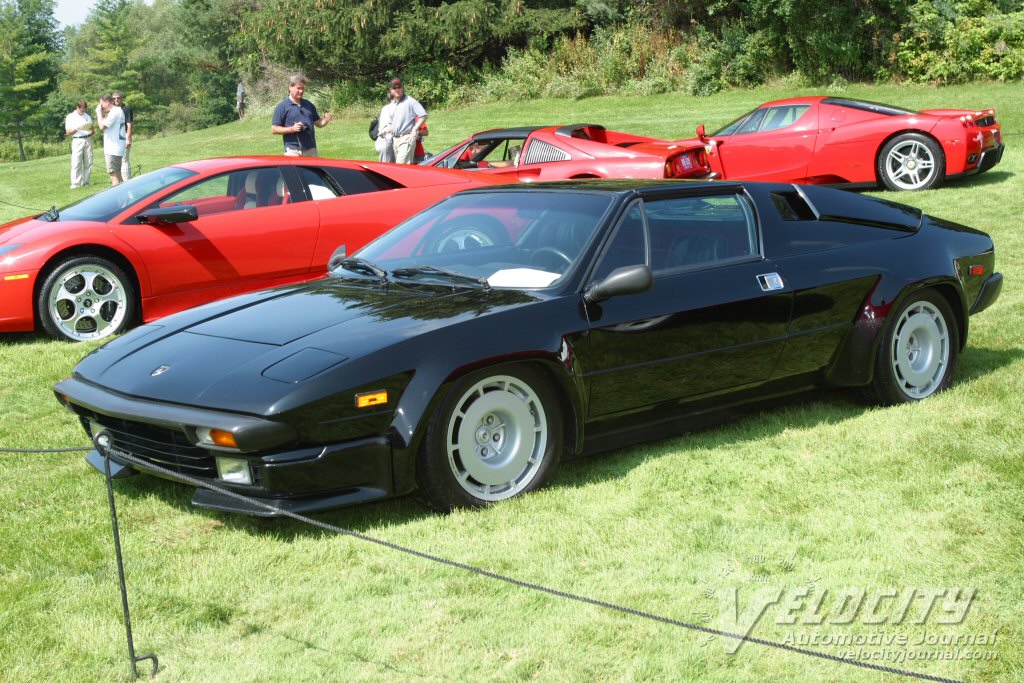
[416,366,562,511]
[863,290,959,404]
[37,255,136,342]
[877,133,945,191]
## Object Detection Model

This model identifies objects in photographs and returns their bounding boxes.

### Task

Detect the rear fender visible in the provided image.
[825,277,966,387]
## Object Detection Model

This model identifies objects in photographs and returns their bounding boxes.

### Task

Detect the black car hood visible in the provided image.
[74,278,541,414]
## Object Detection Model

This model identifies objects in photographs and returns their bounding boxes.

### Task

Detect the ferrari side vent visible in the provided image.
[771,191,816,221]
[522,140,571,165]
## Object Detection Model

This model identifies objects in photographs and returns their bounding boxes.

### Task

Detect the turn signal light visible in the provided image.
[969,265,986,276]
[355,390,388,409]
[197,427,238,449]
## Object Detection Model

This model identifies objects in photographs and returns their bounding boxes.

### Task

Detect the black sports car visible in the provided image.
[55,180,1002,515]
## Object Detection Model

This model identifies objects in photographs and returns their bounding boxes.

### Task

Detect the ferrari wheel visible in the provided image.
[417,366,562,511]
[878,133,945,191]
[37,256,136,342]
[863,290,959,404]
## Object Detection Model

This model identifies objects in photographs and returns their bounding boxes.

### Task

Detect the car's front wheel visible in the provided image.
[416,366,562,511]
[863,290,959,404]
[877,133,945,191]
[37,255,136,342]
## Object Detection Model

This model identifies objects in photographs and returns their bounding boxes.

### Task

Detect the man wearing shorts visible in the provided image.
[97,95,126,185]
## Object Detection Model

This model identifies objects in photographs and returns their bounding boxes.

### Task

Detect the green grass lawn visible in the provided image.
[1,82,1022,682]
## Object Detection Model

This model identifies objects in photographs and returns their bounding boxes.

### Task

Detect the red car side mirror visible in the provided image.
[696,124,707,141]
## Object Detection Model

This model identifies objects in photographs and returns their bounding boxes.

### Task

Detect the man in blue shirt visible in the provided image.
[271,74,333,157]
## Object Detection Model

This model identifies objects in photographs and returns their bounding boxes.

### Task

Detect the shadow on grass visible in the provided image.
[102,344,1022,539]
[948,169,1013,190]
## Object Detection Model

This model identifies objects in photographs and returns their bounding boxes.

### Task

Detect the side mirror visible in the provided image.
[328,244,347,271]
[137,205,198,225]
[584,264,654,304]
[696,124,707,141]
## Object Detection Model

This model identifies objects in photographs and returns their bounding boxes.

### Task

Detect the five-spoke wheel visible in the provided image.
[878,133,945,191]
[417,366,562,510]
[37,256,136,342]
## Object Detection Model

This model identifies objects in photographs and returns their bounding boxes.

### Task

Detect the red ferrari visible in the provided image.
[424,124,709,181]
[687,96,1004,191]
[0,157,507,341]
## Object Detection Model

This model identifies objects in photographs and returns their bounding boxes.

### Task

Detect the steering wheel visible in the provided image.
[530,246,573,271]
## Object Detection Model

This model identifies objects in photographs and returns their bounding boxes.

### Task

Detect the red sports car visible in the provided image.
[424,124,709,181]
[687,96,1004,191]
[0,157,507,341]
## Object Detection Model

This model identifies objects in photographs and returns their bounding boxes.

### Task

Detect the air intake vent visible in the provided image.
[771,191,816,221]
[522,140,571,165]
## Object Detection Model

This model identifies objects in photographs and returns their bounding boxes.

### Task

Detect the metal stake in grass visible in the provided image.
[96,430,158,679]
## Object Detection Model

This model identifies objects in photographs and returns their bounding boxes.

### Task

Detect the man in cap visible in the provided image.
[386,78,427,164]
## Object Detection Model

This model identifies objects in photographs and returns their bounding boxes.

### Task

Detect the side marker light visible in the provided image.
[355,390,388,409]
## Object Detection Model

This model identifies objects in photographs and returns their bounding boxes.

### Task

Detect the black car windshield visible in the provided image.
[347,191,614,290]
[52,167,196,223]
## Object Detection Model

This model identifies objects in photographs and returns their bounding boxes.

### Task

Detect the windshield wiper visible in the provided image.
[338,257,388,283]
[390,265,490,290]
[40,206,59,222]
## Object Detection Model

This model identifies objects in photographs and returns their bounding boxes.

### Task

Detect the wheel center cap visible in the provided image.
[83,298,93,307]
[906,160,916,170]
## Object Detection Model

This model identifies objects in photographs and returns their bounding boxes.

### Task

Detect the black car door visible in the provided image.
[583,191,793,419]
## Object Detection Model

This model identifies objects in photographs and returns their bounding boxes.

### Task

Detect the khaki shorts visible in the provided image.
[105,154,123,174]
[284,147,317,157]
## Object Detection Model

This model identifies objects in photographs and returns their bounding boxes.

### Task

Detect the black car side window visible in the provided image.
[645,194,758,273]
[592,202,649,282]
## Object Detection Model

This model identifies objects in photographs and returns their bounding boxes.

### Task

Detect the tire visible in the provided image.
[428,215,507,254]
[37,255,136,342]
[862,290,959,405]
[416,365,563,511]
[877,133,945,191]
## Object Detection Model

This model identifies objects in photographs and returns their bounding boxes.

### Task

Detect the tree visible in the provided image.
[0,0,57,160]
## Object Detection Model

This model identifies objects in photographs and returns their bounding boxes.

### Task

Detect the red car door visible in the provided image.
[116,166,319,302]
[714,104,817,182]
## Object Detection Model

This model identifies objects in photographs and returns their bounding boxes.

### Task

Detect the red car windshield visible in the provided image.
[50,167,196,223]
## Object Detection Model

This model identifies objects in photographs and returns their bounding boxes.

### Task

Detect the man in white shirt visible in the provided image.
[97,95,126,185]
[64,100,94,189]
[374,94,396,162]
[385,78,427,164]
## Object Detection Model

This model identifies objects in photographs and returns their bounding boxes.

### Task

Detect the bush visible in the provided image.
[888,1,1024,83]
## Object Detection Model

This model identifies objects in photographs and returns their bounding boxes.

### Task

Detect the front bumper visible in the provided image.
[57,376,397,516]
[84,436,395,516]
[0,268,39,332]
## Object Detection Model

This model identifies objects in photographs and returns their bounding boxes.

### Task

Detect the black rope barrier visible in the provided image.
[17,435,960,683]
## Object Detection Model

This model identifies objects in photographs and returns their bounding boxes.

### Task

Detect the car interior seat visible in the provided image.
[255,170,280,207]
[234,172,258,210]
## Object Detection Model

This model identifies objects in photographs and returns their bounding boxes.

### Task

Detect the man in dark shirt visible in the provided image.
[112,91,133,179]
[271,74,333,157]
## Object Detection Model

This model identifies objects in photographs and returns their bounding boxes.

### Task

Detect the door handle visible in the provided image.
[757,272,784,291]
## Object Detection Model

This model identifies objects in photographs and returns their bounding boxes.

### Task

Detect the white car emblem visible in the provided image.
[151,365,170,376]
